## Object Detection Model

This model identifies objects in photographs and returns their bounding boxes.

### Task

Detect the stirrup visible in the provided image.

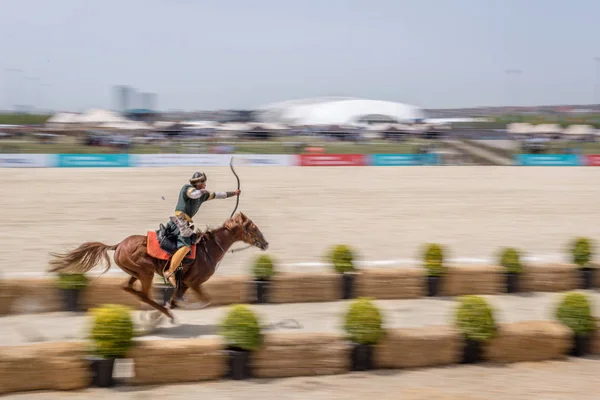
[165,265,182,280]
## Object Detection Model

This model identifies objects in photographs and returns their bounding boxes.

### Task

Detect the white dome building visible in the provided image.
[255,97,426,126]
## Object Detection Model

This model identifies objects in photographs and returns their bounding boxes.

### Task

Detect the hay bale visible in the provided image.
[374,326,462,369]
[128,337,226,384]
[253,332,349,378]
[521,263,578,292]
[484,321,571,363]
[356,267,425,299]
[82,277,140,310]
[590,320,600,355]
[0,279,16,315]
[203,275,252,305]
[441,265,503,296]
[268,272,340,303]
[1,278,62,314]
[0,342,90,395]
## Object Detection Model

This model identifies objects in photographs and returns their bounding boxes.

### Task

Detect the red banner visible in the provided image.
[297,154,366,166]
[584,155,600,166]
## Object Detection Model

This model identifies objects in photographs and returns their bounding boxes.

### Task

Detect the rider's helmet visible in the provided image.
[190,171,207,185]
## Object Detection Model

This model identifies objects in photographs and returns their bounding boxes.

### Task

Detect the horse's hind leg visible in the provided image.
[123,274,175,322]
[122,276,138,291]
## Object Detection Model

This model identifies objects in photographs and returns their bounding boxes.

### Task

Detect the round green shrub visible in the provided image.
[423,243,446,277]
[344,297,384,345]
[56,273,88,290]
[570,237,593,268]
[220,304,262,351]
[328,244,356,274]
[89,304,135,359]
[499,247,523,274]
[455,295,497,341]
[252,254,275,280]
[555,291,596,335]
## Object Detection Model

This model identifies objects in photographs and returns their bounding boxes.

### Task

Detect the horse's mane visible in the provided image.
[195,213,244,244]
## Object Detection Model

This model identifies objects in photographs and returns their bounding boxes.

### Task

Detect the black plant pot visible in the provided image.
[226,347,252,380]
[154,285,175,305]
[505,272,519,293]
[461,339,483,364]
[579,268,595,290]
[87,356,116,387]
[570,333,591,357]
[254,279,270,304]
[350,343,373,371]
[426,276,441,297]
[342,273,355,300]
[60,288,82,312]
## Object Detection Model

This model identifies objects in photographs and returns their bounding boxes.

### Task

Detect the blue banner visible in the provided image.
[514,154,582,166]
[56,154,131,168]
[370,154,440,166]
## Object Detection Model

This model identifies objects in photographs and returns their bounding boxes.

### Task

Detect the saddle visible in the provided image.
[146,223,198,262]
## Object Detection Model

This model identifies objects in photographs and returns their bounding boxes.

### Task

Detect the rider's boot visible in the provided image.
[165,245,190,299]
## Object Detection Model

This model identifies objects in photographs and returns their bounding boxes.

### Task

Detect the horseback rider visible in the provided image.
[164,171,240,294]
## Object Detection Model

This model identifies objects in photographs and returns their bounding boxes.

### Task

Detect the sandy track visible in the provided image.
[1,166,599,276]
[4,358,600,400]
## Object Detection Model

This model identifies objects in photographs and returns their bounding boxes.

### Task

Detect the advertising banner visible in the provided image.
[57,154,131,168]
[297,154,366,166]
[130,154,230,167]
[230,154,295,166]
[584,155,600,166]
[0,154,53,168]
[514,154,582,166]
[370,153,440,166]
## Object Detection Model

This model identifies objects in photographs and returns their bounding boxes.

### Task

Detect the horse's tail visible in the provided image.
[48,242,118,275]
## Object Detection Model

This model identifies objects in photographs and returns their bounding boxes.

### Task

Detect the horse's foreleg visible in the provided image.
[179,283,212,310]
[165,283,189,310]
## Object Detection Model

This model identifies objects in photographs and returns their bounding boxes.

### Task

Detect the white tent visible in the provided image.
[531,124,562,134]
[45,108,154,131]
[217,122,251,131]
[506,122,533,135]
[180,121,220,130]
[77,109,130,126]
[101,120,153,131]
[563,124,595,136]
[45,112,81,129]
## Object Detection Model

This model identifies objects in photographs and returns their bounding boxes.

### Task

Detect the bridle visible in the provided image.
[210,221,262,257]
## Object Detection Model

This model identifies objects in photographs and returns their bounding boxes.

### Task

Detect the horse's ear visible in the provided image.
[239,212,248,221]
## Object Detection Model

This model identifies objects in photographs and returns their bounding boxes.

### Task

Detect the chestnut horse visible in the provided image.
[47,212,268,322]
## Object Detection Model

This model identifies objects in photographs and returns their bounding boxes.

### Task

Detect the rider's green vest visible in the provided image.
[175,184,208,219]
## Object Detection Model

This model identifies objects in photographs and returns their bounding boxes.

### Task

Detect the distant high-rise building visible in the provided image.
[140,92,157,110]
[113,85,133,111]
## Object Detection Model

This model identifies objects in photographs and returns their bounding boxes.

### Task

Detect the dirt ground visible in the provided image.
[4,357,600,400]
[1,166,600,277]
[2,165,600,398]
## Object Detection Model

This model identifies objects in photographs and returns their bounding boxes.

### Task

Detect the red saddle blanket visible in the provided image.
[147,231,197,261]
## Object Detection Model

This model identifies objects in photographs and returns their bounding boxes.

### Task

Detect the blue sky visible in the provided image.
[2,0,599,112]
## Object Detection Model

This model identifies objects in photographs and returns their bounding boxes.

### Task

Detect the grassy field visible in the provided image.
[0,136,425,154]
[544,141,600,154]
[0,113,51,125]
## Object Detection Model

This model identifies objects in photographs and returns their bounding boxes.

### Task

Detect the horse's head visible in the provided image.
[229,212,269,251]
